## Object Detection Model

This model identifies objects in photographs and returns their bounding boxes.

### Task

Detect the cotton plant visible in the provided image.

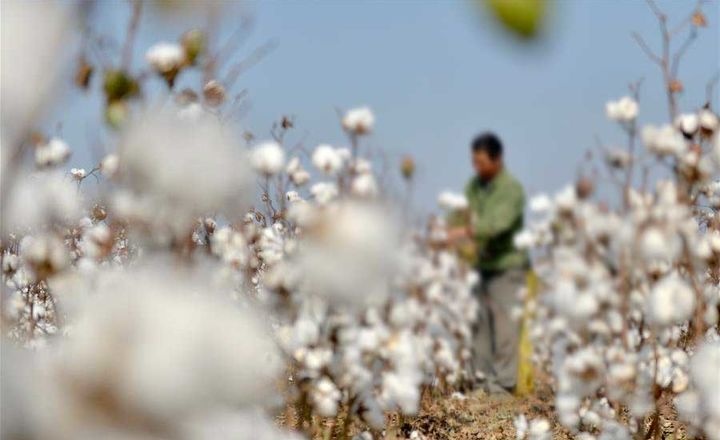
[504,4,720,437]
[515,91,720,440]
[210,110,480,437]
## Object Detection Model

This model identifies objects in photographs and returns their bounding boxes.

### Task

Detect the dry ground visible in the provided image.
[280,378,573,439]
[390,379,572,440]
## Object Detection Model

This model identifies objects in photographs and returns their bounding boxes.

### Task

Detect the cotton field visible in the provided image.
[1,1,719,440]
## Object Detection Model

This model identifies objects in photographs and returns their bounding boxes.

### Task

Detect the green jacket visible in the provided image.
[465,168,529,273]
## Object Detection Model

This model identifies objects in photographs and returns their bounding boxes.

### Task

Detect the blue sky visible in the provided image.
[54,0,719,213]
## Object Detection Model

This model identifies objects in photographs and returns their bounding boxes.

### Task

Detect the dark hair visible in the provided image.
[471,132,503,160]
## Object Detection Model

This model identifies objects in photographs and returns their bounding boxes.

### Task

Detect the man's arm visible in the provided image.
[445,180,476,243]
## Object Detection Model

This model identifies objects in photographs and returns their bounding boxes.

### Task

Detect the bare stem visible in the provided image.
[121,0,142,70]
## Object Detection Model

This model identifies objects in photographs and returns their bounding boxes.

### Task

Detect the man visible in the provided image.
[447,132,529,394]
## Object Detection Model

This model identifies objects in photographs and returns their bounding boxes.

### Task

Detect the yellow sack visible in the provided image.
[515,270,538,396]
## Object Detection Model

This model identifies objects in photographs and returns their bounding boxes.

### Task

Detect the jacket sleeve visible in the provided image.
[471,182,524,242]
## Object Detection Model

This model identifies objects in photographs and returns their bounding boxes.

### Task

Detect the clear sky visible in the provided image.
[54,0,719,214]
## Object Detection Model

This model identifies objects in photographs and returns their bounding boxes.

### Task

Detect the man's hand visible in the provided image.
[446,225,471,244]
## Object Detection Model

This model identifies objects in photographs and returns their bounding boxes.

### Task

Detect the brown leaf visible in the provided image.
[692,11,707,27]
[669,79,684,93]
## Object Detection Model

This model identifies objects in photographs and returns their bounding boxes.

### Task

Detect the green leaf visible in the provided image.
[484,0,547,39]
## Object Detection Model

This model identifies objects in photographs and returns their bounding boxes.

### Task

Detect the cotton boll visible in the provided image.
[556,393,580,428]
[598,422,631,440]
[515,414,529,439]
[605,149,632,169]
[3,171,82,234]
[608,362,636,384]
[312,144,344,175]
[177,102,206,121]
[252,141,285,176]
[351,173,379,197]
[640,226,681,262]
[605,96,638,123]
[100,153,119,178]
[53,264,282,427]
[211,226,248,267]
[646,274,695,327]
[257,224,286,265]
[389,298,423,327]
[20,234,70,280]
[529,193,552,214]
[573,294,599,320]
[642,124,686,156]
[409,431,428,440]
[287,317,321,351]
[359,395,385,430]
[528,418,551,440]
[353,432,374,440]
[689,341,720,407]
[342,107,375,135]
[117,109,252,232]
[145,42,186,74]
[310,377,342,417]
[291,169,311,186]
[286,190,303,203]
[675,390,700,423]
[513,230,535,250]
[2,252,20,276]
[675,113,700,136]
[286,156,311,186]
[35,138,71,168]
[437,191,468,210]
[69,168,86,181]
[353,158,373,174]
[310,182,339,205]
[380,371,421,414]
[294,202,401,308]
[672,369,689,393]
[78,223,113,259]
[301,347,332,373]
[699,109,719,132]
[554,185,577,212]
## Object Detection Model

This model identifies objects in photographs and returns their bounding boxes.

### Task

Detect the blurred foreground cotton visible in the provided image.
[0,1,73,147]
[3,263,282,440]
[292,202,401,308]
[114,109,252,235]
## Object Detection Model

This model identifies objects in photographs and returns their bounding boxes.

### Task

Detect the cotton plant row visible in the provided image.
[202,108,480,436]
[0,4,478,439]
[1,107,478,439]
[510,92,720,439]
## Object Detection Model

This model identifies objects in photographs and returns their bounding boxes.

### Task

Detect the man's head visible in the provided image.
[471,132,503,182]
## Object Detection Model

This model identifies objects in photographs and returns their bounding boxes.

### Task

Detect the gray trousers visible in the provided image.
[472,268,525,390]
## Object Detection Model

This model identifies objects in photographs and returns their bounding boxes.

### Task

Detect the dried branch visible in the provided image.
[213,15,254,71]
[634,0,706,120]
[669,0,707,36]
[645,0,666,22]
[121,0,142,70]
[670,28,697,78]
[224,40,278,91]
[632,33,662,66]
[706,72,720,106]
[623,78,642,209]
